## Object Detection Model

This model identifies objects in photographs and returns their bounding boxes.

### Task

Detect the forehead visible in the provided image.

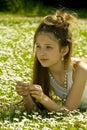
[36,32,59,43]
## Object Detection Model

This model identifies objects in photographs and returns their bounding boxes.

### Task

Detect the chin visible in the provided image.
[41,64,49,68]
[41,65,48,68]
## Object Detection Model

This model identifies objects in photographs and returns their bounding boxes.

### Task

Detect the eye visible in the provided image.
[46,46,52,49]
[36,45,41,48]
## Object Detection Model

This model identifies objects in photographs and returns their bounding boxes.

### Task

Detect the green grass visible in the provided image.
[0,15,87,129]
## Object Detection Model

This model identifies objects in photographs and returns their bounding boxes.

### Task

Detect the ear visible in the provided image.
[61,46,69,56]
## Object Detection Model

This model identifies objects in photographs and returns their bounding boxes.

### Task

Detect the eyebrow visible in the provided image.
[35,42,53,46]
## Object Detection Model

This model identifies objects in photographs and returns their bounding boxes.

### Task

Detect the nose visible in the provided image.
[38,48,46,56]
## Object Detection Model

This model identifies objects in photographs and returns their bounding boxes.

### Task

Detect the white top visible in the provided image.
[50,68,87,109]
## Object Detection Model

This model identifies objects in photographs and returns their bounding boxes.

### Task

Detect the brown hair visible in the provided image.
[32,10,77,97]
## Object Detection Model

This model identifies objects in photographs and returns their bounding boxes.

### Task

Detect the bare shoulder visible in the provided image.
[73,59,87,80]
[77,60,87,72]
[72,57,87,70]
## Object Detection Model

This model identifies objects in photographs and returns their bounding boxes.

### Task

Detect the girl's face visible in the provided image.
[35,32,64,69]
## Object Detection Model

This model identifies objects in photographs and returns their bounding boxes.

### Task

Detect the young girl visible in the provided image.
[16,10,87,112]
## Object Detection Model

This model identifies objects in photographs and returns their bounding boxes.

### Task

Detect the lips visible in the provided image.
[40,59,48,62]
[39,58,49,63]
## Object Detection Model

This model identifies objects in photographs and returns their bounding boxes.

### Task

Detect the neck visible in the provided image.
[49,64,68,88]
[48,62,65,74]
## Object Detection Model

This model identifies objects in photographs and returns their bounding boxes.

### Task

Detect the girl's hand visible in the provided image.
[16,81,29,97]
[29,84,45,102]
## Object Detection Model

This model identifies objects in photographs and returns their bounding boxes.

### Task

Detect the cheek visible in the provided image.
[36,52,41,61]
[51,49,60,56]
[52,51,61,60]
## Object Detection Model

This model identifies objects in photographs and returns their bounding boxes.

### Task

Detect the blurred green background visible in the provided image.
[0,0,87,18]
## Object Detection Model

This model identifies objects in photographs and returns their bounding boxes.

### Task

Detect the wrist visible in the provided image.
[23,94,37,111]
[40,94,48,104]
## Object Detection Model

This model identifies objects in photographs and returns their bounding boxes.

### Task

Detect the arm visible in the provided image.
[65,61,87,110]
[38,94,62,111]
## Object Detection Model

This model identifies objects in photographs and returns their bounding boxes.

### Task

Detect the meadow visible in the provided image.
[0,14,87,130]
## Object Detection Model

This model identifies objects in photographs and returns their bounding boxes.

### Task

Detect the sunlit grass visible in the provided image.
[0,16,87,129]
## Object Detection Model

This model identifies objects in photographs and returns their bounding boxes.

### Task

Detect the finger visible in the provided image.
[29,84,41,91]
[16,81,29,87]
[16,85,24,90]
[30,90,39,95]
[16,89,23,94]
[16,84,29,91]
